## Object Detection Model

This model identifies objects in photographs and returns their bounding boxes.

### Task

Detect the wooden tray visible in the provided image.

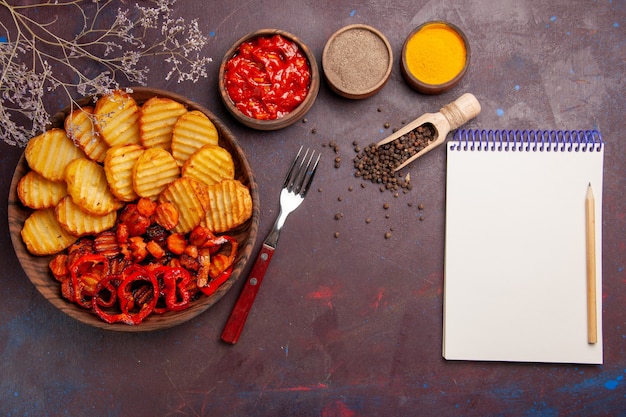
[8,87,260,332]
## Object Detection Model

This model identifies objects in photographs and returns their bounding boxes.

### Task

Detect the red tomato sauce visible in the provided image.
[224,34,311,120]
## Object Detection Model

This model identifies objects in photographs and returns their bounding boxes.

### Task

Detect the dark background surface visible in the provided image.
[1,1,625,416]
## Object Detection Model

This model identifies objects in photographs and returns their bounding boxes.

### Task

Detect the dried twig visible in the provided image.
[0,0,212,146]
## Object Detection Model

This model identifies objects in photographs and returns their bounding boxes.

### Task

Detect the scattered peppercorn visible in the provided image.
[323,121,431,242]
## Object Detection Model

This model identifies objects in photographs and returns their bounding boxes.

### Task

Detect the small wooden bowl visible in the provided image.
[401,21,470,95]
[218,29,320,130]
[8,87,260,332]
[322,24,393,99]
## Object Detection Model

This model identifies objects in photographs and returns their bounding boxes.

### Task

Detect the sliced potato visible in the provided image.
[182,144,235,186]
[19,92,248,260]
[158,176,209,234]
[104,144,145,202]
[21,208,78,256]
[25,128,86,182]
[202,179,252,233]
[139,97,187,150]
[17,170,68,209]
[94,90,141,147]
[55,195,117,236]
[171,110,219,166]
[132,147,180,199]
[65,158,123,216]
[64,106,109,163]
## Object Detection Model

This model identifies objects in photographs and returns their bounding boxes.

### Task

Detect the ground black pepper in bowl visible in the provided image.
[323,24,393,99]
[353,123,436,191]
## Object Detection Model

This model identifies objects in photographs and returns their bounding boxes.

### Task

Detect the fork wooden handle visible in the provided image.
[221,243,275,344]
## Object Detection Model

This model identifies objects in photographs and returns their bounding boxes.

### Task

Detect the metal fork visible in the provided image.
[221,147,320,344]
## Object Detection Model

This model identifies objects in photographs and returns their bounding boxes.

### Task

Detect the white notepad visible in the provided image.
[443,129,604,364]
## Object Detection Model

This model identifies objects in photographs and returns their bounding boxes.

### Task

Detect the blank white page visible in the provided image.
[443,131,604,364]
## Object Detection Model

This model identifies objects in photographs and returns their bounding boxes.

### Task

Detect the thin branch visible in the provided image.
[0,0,211,146]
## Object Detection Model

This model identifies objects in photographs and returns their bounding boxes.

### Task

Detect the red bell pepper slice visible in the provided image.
[153,266,192,313]
[92,275,122,324]
[116,266,159,325]
[198,265,233,297]
[197,235,237,297]
[92,266,158,325]
[204,235,238,265]
[69,253,109,308]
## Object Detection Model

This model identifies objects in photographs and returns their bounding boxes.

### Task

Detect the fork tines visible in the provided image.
[284,146,320,196]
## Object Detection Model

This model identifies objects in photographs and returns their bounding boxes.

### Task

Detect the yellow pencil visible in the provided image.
[586,183,597,344]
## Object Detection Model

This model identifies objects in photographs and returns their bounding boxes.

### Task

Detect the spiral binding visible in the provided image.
[450,129,603,152]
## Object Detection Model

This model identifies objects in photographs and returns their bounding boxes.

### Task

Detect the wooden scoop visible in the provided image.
[376,93,481,171]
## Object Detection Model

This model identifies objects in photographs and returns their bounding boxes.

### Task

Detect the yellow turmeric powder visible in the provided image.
[404,22,467,85]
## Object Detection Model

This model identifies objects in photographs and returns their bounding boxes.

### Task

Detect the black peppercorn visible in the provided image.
[352,123,435,192]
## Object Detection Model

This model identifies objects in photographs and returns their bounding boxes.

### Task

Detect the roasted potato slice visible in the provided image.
[55,195,117,236]
[132,147,180,199]
[182,144,235,186]
[94,90,141,147]
[158,176,209,234]
[21,208,78,256]
[65,158,123,216]
[104,144,145,202]
[171,110,219,166]
[139,97,187,150]
[25,128,86,182]
[17,170,68,209]
[202,179,252,233]
[64,106,109,163]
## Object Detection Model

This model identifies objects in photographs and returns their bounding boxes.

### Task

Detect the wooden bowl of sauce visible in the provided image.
[400,21,470,95]
[322,24,393,99]
[218,29,320,130]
